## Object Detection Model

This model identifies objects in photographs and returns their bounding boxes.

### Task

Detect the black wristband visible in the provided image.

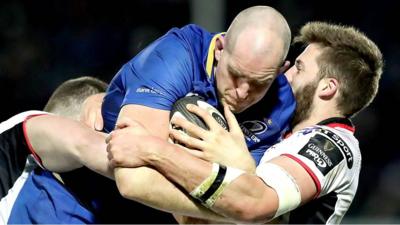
[199,164,227,203]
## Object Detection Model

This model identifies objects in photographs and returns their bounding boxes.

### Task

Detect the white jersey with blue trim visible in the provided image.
[257,118,361,224]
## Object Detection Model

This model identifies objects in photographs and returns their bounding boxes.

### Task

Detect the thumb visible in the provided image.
[115,117,144,130]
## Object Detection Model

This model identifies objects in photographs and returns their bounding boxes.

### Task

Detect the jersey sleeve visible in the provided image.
[120,32,194,110]
[22,114,50,169]
[0,111,47,197]
[257,128,356,198]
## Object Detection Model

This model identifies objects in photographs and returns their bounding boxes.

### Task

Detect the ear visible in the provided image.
[319,78,338,100]
[214,36,225,62]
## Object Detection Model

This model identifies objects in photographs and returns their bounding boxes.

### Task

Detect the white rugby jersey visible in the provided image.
[256,118,361,224]
[0,111,47,224]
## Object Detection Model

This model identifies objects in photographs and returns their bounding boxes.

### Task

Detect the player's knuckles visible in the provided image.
[208,129,225,142]
[169,129,180,139]
[111,158,122,167]
[112,152,125,164]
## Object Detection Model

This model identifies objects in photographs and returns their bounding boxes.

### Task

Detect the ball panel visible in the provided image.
[170,95,228,133]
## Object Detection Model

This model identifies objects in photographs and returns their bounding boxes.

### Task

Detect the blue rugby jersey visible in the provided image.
[102,24,221,133]
[8,24,296,224]
[102,24,296,164]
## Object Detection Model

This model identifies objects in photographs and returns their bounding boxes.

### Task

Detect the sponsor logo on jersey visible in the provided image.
[299,127,316,136]
[136,87,163,95]
[241,120,268,134]
[240,120,268,143]
[316,128,354,169]
[299,134,344,175]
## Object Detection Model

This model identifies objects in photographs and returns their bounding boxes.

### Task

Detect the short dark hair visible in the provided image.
[44,76,107,119]
[294,22,383,117]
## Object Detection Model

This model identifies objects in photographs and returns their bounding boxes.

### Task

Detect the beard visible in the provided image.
[291,79,319,128]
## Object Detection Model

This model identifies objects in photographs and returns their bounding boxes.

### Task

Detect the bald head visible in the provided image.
[225,6,291,64]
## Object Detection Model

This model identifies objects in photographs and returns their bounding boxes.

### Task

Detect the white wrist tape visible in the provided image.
[203,166,245,208]
[190,163,219,199]
[190,163,245,208]
[256,163,301,218]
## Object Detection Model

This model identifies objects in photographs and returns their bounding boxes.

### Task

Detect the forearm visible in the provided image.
[76,130,112,179]
[146,143,277,223]
[114,166,231,222]
[26,115,112,178]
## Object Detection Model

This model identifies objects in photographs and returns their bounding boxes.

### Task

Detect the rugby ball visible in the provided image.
[170,95,228,136]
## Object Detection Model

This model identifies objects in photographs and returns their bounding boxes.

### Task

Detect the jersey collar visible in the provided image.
[205,32,225,78]
[317,117,355,133]
[284,117,355,139]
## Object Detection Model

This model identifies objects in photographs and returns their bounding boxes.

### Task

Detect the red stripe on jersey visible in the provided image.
[282,153,322,199]
[22,114,48,169]
[326,123,355,133]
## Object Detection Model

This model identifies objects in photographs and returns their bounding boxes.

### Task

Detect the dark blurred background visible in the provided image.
[0,0,399,223]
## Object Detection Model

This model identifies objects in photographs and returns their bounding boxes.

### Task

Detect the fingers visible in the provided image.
[105,129,141,168]
[169,128,205,150]
[115,117,139,129]
[186,104,220,131]
[114,117,150,136]
[222,102,242,136]
[170,116,207,140]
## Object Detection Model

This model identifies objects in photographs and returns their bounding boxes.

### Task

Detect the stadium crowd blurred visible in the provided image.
[0,0,399,223]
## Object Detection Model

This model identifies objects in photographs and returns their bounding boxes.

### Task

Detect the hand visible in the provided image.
[80,93,105,131]
[169,103,256,173]
[106,117,160,168]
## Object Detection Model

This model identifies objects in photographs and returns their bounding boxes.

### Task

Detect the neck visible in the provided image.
[292,107,344,133]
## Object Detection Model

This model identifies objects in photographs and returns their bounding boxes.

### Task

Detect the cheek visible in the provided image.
[217,72,234,90]
[290,80,301,95]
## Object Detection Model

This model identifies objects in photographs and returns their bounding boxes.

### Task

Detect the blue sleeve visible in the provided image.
[120,33,194,110]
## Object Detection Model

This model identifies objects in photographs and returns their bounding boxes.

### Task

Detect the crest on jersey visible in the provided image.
[241,120,268,135]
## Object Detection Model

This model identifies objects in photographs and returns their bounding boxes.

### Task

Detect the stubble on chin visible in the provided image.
[291,81,318,128]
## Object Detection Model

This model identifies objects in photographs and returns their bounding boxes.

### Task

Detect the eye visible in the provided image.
[294,60,303,74]
[296,67,301,74]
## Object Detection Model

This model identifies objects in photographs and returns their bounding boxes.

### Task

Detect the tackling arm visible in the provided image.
[25,115,112,178]
[108,104,317,223]
[138,137,317,223]
[112,105,231,222]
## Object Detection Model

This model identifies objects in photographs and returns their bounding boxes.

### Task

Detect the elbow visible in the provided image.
[115,170,135,199]
[117,182,132,200]
[115,168,150,202]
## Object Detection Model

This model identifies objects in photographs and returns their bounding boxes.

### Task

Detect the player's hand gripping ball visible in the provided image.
[169,95,228,143]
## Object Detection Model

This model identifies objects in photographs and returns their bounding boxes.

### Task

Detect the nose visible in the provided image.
[236,80,250,100]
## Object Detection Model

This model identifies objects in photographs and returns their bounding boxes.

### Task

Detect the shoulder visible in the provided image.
[1,111,48,134]
[291,125,360,173]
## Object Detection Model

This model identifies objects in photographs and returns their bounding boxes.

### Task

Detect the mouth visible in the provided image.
[223,98,245,113]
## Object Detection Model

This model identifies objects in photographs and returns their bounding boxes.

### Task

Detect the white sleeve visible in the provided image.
[258,127,359,198]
